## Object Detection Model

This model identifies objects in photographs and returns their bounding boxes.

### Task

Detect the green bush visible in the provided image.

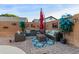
[59,14,74,33]
[19,21,25,32]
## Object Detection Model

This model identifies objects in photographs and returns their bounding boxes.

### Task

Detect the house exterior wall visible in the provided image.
[65,22,79,47]
[0,21,19,36]
[65,14,79,47]
[26,20,59,30]
[26,22,40,30]
[0,17,27,36]
[0,17,59,36]
[72,23,79,47]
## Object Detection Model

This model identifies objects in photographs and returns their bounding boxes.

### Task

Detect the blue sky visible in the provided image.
[0,4,79,22]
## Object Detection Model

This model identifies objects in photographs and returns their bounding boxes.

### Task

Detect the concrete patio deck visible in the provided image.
[0,36,79,54]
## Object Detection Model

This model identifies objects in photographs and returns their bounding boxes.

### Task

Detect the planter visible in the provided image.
[14,33,26,42]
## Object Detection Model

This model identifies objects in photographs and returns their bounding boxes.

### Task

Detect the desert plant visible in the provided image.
[59,14,74,44]
[19,21,25,32]
[0,13,18,17]
[59,14,74,33]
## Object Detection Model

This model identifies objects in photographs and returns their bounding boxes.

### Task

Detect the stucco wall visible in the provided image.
[0,17,58,36]
[26,20,58,30]
[65,14,79,47]
[0,21,19,36]
[65,22,79,47]
[0,17,27,36]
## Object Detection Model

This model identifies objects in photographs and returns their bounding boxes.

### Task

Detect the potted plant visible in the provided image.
[14,20,26,42]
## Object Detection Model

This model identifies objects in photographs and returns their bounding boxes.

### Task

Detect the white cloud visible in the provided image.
[28,5,79,22]
[0,7,18,15]
[0,5,79,22]
[46,5,79,19]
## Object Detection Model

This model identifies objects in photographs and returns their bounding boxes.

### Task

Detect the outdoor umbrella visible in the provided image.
[40,8,44,33]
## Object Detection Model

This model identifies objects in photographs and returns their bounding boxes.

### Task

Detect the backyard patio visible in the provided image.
[0,36,79,54]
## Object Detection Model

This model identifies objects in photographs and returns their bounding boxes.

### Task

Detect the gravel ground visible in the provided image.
[0,36,79,54]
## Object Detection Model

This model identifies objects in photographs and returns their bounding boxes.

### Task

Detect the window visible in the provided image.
[11,23,17,26]
[26,23,29,27]
[52,23,58,28]
[31,24,35,28]
[3,26,8,29]
[37,25,39,28]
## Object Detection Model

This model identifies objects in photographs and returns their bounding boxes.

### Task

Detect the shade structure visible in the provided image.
[40,8,44,33]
